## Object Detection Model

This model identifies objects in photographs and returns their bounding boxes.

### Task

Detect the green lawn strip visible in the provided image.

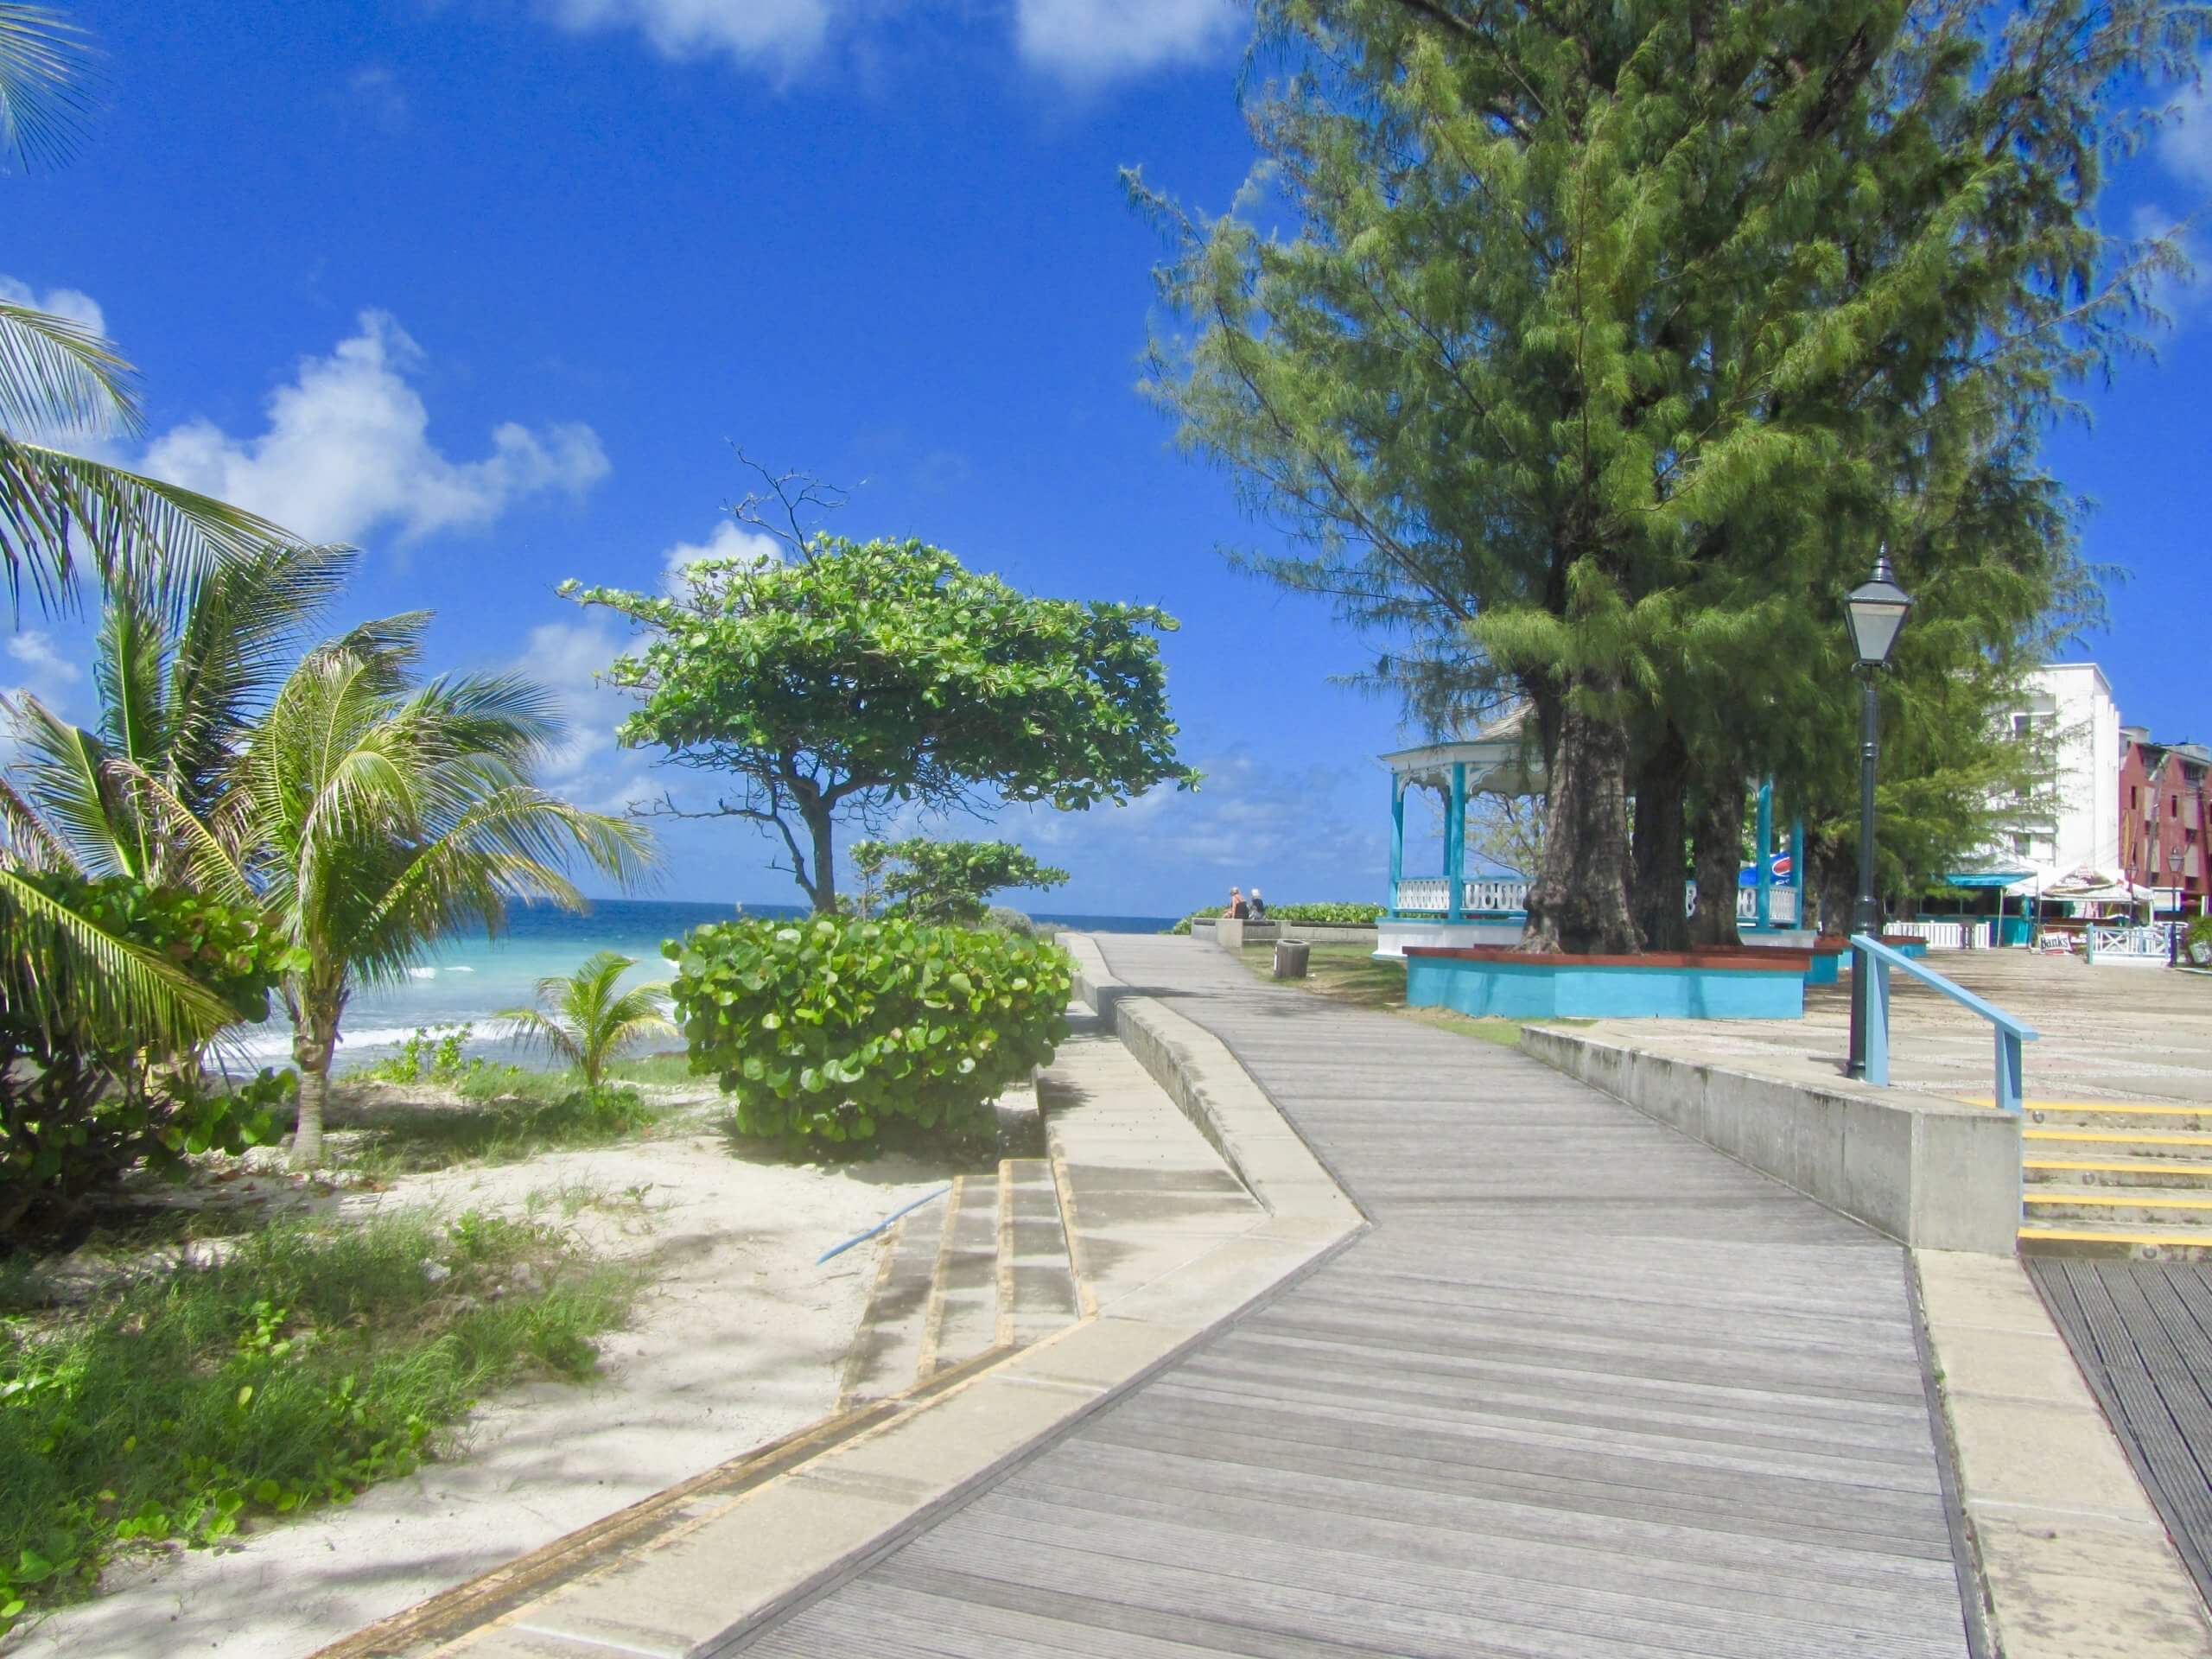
[1233,944,1590,1047]
[0,1209,635,1629]
[327,1084,664,1181]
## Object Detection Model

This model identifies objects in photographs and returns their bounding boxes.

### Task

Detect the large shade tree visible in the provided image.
[1141,0,2200,951]
[564,536,1195,912]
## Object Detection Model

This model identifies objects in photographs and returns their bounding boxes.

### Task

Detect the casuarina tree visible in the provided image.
[563,536,1195,912]
[1138,0,2202,952]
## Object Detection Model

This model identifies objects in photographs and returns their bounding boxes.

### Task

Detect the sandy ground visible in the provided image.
[8,1096,950,1659]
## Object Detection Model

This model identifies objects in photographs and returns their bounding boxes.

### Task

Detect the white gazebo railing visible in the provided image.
[1465,878,1529,913]
[1390,877,1804,925]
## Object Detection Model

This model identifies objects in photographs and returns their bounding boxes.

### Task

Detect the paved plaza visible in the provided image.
[1573,950,2212,1109]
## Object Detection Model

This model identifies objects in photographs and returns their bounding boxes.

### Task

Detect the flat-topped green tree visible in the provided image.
[564,537,1195,912]
[851,837,1070,927]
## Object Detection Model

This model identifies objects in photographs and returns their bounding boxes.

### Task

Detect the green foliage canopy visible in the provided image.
[851,837,1069,927]
[1138,0,2201,950]
[563,537,1195,912]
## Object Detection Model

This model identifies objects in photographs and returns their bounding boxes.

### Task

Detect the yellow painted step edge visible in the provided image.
[2025,1160,2212,1176]
[2024,1192,2212,1211]
[1956,1097,2209,1115]
[2019,1227,2212,1246]
[2024,1128,2212,1146]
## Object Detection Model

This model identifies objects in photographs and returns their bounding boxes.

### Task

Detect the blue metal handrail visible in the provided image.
[1850,934,2040,1113]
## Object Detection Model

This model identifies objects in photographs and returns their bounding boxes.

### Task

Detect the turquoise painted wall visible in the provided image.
[1406,956,1807,1020]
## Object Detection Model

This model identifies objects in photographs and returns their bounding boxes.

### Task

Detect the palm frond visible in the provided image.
[492,1004,585,1071]
[0,767,70,869]
[0,3,96,173]
[0,863,232,1046]
[7,691,132,876]
[100,755,251,903]
[0,298,136,437]
[0,438,313,615]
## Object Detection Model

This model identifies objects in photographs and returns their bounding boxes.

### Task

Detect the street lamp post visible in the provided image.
[1846,550,1913,1080]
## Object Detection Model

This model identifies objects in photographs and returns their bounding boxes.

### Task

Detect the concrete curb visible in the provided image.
[370,938,1363,1659]
[1520,1024,2021,1254]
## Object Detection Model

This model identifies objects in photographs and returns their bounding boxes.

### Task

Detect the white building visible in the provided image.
[1986,663,2120,876]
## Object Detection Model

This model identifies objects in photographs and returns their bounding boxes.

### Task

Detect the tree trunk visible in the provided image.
[1521,680,1639,955]
[804,804,838,914]
[289,1008,338,1172]
[1629,726,1690,952]
[1808,829,1856,941]
[1688,781,1747,949]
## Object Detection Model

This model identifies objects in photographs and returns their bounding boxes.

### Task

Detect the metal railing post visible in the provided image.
[1995,1027,2024,1116]
[1865,951,1891,1085]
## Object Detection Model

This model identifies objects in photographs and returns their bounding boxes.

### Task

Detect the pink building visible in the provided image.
[2120,728,2210,916]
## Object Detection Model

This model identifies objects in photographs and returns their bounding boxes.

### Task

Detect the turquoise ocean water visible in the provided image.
[234,899,1178,1068]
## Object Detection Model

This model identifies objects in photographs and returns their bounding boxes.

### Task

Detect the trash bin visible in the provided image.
[1274,939,1310,979]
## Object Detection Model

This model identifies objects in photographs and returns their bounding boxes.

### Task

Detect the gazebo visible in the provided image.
[1377,704,1808,958]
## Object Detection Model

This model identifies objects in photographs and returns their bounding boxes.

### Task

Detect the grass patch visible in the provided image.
[0,1209,633,1629]
[331,1086,663,1181]
[604,1052,696,1087]
[1235,944,1590,1046]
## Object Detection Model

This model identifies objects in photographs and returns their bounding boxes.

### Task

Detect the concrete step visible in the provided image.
[2024,1126,2212,1160]
[2024,1103,2212,1134]
[2024,1155,2212,1191]
[2021,1185,2212,1229]
[839,1160,1082,1408]
[2018,1225,2212,1262]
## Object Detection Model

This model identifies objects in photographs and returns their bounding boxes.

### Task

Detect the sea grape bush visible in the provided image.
[1167,901,1383,934]
[666,916,1072,1149]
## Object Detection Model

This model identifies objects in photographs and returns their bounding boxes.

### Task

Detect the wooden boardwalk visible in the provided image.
[2029,1257,2212,1609]
[744,938,1974,1657]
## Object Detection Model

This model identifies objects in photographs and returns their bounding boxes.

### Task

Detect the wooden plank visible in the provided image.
[743,938,1973,1658]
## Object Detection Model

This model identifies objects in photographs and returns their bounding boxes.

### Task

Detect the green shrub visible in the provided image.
[667,916,1072,1150]
[1166,900,1383,933]
[353,1023,512,1089]
[1,875,296,1249]
[2187,915,2212,967]
[0,1210,632,1628]
[1267,902,1385,925]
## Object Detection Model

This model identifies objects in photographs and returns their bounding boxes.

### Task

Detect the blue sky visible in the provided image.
[6,2,2208,916]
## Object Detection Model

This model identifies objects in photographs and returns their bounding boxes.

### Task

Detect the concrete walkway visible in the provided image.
[742,937,1977,1657]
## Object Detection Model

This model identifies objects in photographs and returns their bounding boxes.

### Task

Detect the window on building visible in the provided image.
[2011,714,2032,741]
[2011,833,2031,857]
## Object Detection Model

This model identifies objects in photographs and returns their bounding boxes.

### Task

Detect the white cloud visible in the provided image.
[2131,201,2208,328]
[0,276,105,339]
[1014,747,1379,882]
[6,631,81,690]
[542,0,833,71]
[662,518,784,594]
[1014,0,1244,80]
[512,619,658,813]
[143,311,609,546]
[344,65,410,130]
[2159,67,2212,191]
[1,628,86,765]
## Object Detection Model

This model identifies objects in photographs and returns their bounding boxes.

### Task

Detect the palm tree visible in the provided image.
[216,620,654,1166]
[0,5,339,1044]
[496,950,677,1091]
[0,6,297,610]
